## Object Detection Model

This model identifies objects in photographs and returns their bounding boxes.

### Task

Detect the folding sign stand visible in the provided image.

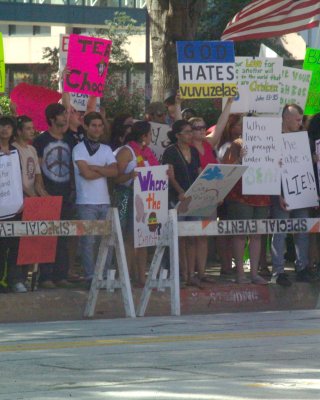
[84,208,136,318]
[136,209,180,317]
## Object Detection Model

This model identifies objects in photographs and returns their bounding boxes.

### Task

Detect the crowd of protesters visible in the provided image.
[1,88,320,294]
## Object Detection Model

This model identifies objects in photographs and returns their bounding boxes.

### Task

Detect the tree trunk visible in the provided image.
[147,0,207,102]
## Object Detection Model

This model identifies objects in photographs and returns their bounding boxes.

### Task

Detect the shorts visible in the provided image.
[226,200,269,221]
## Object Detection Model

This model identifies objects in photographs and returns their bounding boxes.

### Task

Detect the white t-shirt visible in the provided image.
[73,142,116,205]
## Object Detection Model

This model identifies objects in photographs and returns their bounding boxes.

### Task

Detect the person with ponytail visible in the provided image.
[114,121,159,286]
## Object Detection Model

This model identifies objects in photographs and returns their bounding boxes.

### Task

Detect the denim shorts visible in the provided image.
[226,200,269,220]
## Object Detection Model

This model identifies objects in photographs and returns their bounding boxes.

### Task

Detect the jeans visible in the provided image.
[77,204,110,280]
[271,197,309,275]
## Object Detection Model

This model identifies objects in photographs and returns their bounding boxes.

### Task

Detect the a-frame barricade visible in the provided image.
[84,207,136,318]
[137,209,180,317]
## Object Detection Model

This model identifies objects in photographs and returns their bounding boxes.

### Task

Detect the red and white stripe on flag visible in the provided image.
[221,0,320,41]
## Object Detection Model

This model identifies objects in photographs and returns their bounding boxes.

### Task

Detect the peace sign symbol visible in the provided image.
[43,141,71,183]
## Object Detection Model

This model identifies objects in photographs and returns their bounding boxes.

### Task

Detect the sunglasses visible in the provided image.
[192,125,206,131]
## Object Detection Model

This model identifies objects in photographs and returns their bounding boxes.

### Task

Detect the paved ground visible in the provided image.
[1,310,320,399]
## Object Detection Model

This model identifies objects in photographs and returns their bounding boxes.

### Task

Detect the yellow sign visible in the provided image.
[0,33,5,93]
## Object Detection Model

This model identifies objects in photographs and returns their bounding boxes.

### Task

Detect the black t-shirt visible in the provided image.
[65,125,85,144]
[33,131,76,198]
[162,144,200,205]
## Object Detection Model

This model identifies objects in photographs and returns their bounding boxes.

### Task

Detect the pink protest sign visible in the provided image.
[10,83,61,132]
[64,34,112,97]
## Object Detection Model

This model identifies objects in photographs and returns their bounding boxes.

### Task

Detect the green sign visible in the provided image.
[303,48,320,115]
[0,33,4,93]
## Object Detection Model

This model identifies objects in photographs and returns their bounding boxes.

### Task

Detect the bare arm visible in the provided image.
[206,97,234,148]
[114,147,135,184]
[34,174,49,197]
[76,160,103,180]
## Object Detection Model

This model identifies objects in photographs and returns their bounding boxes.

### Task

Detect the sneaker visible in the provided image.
[296,268,319,283]
[39,280,56,289]
[251,275,268,285]
[12,282,27,293]
[258,266,272,277]
[276,273,292,287]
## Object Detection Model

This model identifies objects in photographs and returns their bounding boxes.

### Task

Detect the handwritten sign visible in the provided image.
[59,34,100,111]
[242,117,282,195]
[17,196,63,265]
[228,57,283,113]
[0,32,5,93]
[176,41,236,99]
[282,131,318,210]
[10,83,61,132]
[134,165,168,248]
[0,150,23,220]
[64,34,112,97]
[176,164,247,217]
[149,122,171,163]
[303,48,320,115]
[279,67,311,113]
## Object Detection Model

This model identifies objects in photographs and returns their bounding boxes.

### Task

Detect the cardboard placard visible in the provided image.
[279,67,311,113]
[0,150,23,220]
[303,48,320,115]
[64,34,112,97]
[134,165,168,248]
[177,41,236,99]
[176,164,247,217]
[281,131,318,210]
[17,196,63,265]
[242,117,282,195]
[149,122,171,163]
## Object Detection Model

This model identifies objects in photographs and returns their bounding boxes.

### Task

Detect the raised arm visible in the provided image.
[206,97,234,148]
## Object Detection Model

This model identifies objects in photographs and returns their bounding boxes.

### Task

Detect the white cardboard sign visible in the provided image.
[149,122,171,163]
[134,165,168,248]
[282,131,318,210]
[176,164,247,217]
[242,117,282,195]
[0,150,23,219]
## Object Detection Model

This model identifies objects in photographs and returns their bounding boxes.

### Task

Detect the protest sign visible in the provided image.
[228,57,283,114]
[0,150,23,220]
[242,117,282,195]
[279,67,311,113]
[17,196,63,265]
[281,131,318,210]
[176,41,236,99]
[64,34,112,97]
[10,83,61,132]
[176,164,247,217]
[149,122,171,162]
[59,34,100,111]
[0,32,5,93]
[134,165,168,248]
[303,48,320,115]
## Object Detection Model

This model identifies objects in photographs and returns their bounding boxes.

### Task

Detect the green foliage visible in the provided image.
[42,47,59,90]
[0,95,11,115]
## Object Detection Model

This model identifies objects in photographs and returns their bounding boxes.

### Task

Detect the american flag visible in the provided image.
[221,0,320,41]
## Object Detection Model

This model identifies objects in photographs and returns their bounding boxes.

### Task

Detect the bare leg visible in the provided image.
[217,236,233,273]
[135,247,147,286]
[232,235,248,283]
[186,237,197,281]
[250,235,268,284]
[179,237,188,282]
[196,236,208,279]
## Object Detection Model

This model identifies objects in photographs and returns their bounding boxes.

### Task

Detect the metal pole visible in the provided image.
[145,8,151,106]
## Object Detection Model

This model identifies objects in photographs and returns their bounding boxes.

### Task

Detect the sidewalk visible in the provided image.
[1,263,320,323]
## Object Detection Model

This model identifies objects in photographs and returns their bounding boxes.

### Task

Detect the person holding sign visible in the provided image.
[0,116,27,293]
[223,120,270,285]
[162,120,202,287]
[271,104,317,286]
[114,121,159,287]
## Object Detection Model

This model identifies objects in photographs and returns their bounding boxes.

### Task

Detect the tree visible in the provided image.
[147,0,207,102]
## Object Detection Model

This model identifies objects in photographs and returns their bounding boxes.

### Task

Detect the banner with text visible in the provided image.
[228,57,283,114]
[303,48,320,115]
[177,41,236,99]
[242,117,282,195]
[176,164,247,217]
[64,34,112,97]
[0,32,5,93]
[279,67,311,113]
[134,165,168,248]
[282,131,318,210]
[59,34,100,111]
[0,150,23,219]
[17,196,62,265]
